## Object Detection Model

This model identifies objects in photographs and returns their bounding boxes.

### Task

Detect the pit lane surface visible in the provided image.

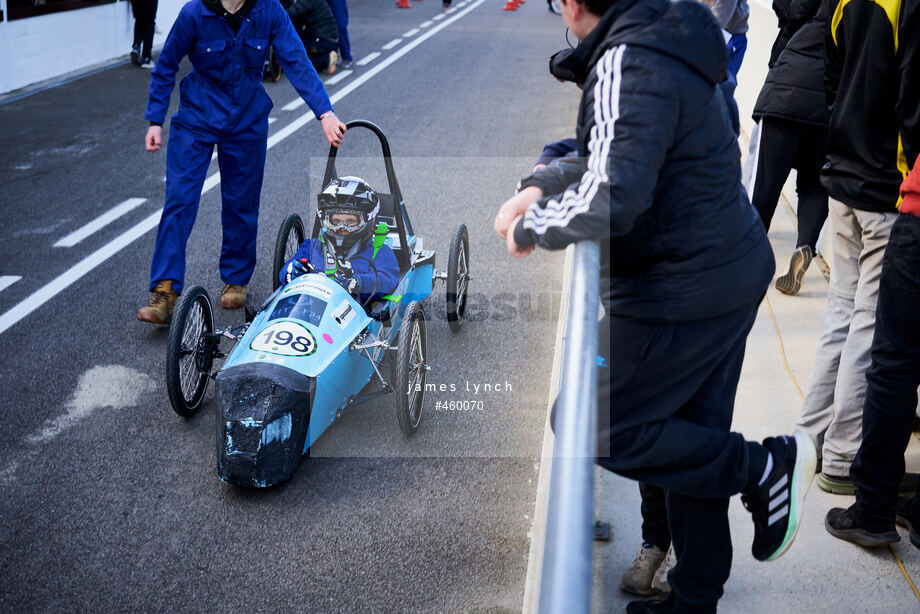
[0,1,575,610]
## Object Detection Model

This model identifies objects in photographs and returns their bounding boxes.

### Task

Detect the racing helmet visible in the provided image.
[317,176,381,253]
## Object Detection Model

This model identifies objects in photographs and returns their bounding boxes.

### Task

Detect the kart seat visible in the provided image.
[376,193,396,222]
[375,193,411,274]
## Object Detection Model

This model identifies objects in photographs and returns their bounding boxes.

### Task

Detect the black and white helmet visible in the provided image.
[317,176,380,252]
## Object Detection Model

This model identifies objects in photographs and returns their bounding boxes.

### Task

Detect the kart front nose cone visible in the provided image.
[216,362,313,487]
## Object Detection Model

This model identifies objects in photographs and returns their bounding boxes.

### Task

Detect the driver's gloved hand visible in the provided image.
[285,258,312,284]
[336,273,361,294]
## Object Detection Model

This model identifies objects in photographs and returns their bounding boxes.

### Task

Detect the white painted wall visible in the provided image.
[0,0,184,95]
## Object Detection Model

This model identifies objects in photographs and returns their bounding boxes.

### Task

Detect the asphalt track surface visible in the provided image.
[0,1,577,611]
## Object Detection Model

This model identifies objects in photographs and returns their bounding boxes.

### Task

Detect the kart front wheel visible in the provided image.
[394,301,427,436]
[166,286,214,418]
[272,213,305,290]
[445,223,470,331]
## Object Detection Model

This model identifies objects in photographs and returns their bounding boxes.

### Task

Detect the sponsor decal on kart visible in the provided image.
[284,279,334,298]
[330,301,356,329]
[250,320,317,357]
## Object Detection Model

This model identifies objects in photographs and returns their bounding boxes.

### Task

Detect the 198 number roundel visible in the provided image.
[250,321,317,356]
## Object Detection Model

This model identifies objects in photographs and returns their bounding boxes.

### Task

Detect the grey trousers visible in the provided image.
[797,199,896,476]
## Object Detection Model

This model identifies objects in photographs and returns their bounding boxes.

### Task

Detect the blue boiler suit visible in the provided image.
[144,0,333,293]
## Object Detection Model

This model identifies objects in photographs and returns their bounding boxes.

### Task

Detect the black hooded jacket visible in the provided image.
[752,0,828,126]
[284,0,338,43]
[514,0,773,322]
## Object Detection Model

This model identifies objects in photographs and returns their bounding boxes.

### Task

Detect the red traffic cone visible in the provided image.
[396,0,411,7]
[503,0,517,9]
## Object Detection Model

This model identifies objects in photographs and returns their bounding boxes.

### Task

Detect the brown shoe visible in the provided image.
[650,545,675,595]
[137,281,178,325]
[220,284,247,309]
[620,543,667,596]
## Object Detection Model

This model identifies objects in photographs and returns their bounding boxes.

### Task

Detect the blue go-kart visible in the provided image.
[164,120,471,487]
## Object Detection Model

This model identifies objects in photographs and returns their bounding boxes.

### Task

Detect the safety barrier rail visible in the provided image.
[538,240,600,614]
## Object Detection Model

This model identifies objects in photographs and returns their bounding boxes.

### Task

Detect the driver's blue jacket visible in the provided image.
[281,238,400,303]
[144,0,333,132]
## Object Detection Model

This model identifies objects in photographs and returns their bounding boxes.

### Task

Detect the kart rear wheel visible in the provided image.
[272,213,305,291]
[394,301,427,436]
[166,286,214,418]
[445,223,470,331]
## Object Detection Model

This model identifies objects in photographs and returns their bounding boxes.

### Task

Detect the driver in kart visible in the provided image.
[280,176,400,303]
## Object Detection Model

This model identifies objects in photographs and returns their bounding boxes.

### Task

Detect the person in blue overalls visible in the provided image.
[279,176,400,303]
[137,0,347,325]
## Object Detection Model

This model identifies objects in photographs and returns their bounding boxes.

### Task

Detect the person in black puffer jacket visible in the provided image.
[285,0,340,73]
[493,0,818,612]
[748,0,829,295]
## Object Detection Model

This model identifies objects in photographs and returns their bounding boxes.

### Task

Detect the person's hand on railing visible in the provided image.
[494,186,543,238]
[505,215,535,258]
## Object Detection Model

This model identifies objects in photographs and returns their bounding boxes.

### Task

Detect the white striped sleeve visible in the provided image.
[521,44,626,237]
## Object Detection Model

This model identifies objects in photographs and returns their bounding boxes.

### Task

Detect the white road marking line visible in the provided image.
[0,0,487,337]
[0,209,162,336]
[268,117,277,124]
[356,52,381,66]
[0,276,21,293]
[383,38,403,50]
[420,20,434,27]
[433,13,446,20]
[750,0,771,9]
[53,198,147,248]
[282,98,305,111]
[325,69,353,85]
[403,28,420,37]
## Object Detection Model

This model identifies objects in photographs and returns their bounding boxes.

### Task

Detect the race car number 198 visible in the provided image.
[250,321,317,356]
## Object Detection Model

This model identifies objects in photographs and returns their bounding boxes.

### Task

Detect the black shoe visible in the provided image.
[896,497,920,549]
[130,43,141,66]
[742,430,817,561]
[626,599,672,614]
[825,505,899,547]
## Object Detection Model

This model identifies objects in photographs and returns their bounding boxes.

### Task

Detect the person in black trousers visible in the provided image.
[494,0,818,612]
[747,0,829,296]
[131,0,159,68]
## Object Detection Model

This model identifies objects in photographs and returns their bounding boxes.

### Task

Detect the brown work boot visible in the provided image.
[620,543,667,596]
[137,281,178,325]
[650,545,675,595]
[220,284,246,309]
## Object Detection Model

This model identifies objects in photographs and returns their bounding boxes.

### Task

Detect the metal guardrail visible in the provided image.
[538,240,600,614]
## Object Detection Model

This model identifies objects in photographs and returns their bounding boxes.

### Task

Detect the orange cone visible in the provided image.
[503,0,517,9]
[396,0,411,7]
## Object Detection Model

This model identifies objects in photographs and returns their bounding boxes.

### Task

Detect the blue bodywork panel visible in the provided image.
[215,253,433,486]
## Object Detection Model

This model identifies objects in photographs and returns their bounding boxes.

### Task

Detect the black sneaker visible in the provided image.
[741,430,817,561]
[825,505,899,547]
[896,497,920,549]
[626,599,672,614]
[130,43,141,66]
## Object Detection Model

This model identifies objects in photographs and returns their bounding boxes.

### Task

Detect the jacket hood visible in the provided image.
[579,0,728,86]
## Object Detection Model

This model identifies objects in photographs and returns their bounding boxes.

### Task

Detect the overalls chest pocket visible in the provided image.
[243,38,269,70]
[193,39,229,73]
